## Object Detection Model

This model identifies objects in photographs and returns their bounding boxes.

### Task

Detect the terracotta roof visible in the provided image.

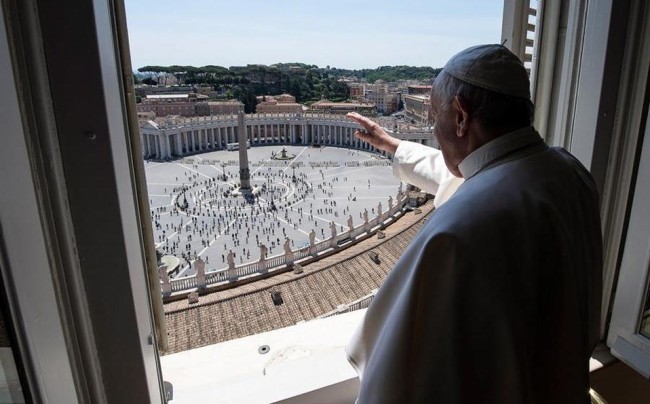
[163,202,434,354]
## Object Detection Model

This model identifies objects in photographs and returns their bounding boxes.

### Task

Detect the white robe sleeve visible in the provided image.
[392,141,464,207]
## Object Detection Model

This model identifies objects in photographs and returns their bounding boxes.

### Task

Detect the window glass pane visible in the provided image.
[640,278,650,339]
[0,305,26,403]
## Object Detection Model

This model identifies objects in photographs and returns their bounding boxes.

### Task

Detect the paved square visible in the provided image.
[145,145,401,278]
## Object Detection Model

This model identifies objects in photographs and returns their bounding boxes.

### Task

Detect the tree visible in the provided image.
[141,77,157,86]
[289,77,303,102]
[235,87,258,113]
[330,80,350,101]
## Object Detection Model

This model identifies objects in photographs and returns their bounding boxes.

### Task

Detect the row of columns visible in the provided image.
[249,123,299,145]
[304,124,382,154]
[142,121,397,160]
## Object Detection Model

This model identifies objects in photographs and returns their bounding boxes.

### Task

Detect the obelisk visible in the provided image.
[237,105,251,190]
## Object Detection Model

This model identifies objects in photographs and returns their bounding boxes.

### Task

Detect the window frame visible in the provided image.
[0,5,79,401]
[0,0,165,401]
[607,101,650,378]
[525,0,650,377]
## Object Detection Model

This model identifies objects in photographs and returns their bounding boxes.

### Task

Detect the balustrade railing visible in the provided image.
[163,197,409,296]
[146,112,363,132]
[317,290,378,319]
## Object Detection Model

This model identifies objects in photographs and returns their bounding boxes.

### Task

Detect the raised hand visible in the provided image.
[346,112,401,155]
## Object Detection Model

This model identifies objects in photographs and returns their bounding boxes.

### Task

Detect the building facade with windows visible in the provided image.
[137,93,209,117]
[363,90,399,115]
[403,93,430,125]
[406,84,432,96]
[309,100,376,116]
[255,94,303,114]
[348,83,365,100]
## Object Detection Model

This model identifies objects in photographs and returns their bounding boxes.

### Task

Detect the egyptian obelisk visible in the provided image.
[237,104,251,190]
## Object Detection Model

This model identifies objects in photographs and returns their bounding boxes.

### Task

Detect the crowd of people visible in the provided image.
[148,151,399,278]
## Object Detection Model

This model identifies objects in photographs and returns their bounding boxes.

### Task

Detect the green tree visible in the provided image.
[141,77,157,85]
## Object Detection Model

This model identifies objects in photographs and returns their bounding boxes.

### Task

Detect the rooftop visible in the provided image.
[163,202,433,354]
[311,100,375,108]
[146,94,190,99]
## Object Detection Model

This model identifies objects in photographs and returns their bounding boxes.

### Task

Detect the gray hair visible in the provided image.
[432,70,534,130]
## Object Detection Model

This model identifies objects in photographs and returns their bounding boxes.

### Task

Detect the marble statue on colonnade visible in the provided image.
[259,243,268,271]
[284,237,292,256]
[284,237,294,266]
[227,249,237,280]
[195,258,206,289]
[330,221,338,248]
[309,229,316,255]
[363,208,370,232]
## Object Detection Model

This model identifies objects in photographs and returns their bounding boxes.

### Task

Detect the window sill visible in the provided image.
[161,310,618,403]
[160,310,365,403]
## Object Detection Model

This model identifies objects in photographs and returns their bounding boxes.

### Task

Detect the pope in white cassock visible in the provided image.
[346,45,602,404]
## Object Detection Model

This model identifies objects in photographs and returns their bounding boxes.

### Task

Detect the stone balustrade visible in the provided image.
[316,289,379,320]
[161,195,408,297]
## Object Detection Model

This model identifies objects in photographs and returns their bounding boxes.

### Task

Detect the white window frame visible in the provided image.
[607,105,650,377]
[0,6,79,402]
[522,0,650,377]
[0,0,165,401]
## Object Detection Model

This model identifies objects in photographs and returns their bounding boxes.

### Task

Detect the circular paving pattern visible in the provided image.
[145,145,401,278]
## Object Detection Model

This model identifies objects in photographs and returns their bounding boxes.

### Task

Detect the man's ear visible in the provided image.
[453,95,470,138]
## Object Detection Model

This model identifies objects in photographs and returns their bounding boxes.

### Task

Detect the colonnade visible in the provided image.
[140,114,427,160]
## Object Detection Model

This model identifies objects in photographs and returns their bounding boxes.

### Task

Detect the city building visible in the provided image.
[137,94,241,117]
[364,89,399,115]
[349,83,365,100]
[364,82,389,93]
[136,110,156,120]
[255,100,304,114]
[403,93,431,125]
[134,84,193,98]
[275,93,296,103]
[136,93,208,117]
[205,100,242,115]
[309,100,376,116]
[194,86,213,96]
[255,94,303,113]
[406,84,432,96]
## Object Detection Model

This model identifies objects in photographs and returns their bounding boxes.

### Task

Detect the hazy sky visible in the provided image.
[125,0,503,71]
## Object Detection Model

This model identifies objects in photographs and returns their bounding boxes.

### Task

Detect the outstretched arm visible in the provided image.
[346,112,457,196]
[346,112,401,154]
